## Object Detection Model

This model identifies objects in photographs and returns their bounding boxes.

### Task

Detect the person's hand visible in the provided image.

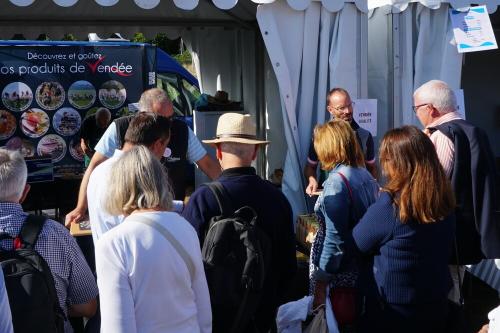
[478,324,489,333]
[313,280,327,309]
[65,207,85,227]
[306,178,319,196]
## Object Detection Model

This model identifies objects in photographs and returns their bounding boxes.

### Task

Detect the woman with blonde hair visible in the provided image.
[310,120,378,323]
[353,125,456,333]
[95,145,211,333]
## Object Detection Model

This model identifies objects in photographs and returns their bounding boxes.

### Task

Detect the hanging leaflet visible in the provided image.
[353,99,377,137]
[450,5,498,53]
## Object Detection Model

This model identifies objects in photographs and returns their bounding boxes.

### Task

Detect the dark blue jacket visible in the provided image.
[353,192,455,305]
[182,167,297,331]
[434,119,499,264]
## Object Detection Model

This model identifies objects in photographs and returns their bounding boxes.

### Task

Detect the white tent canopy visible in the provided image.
[2,0,472,219]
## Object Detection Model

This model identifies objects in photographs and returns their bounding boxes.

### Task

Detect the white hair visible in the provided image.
[0,148,27,202]
[104,145,173,216]
[414,80,457,114]
[138,88,171,113]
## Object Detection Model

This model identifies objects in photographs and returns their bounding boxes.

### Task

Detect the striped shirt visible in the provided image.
[0,203,98,332]
[426,112,463,177]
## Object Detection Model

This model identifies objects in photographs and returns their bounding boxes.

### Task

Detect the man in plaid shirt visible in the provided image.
[0,148,98,332]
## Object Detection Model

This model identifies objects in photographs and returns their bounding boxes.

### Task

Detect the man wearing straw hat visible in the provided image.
[183,113,297,333]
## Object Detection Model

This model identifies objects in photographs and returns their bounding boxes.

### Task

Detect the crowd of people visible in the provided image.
[0,80,498,333]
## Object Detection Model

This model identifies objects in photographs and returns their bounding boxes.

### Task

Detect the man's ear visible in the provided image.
[19,184,30,204]
[252,145,259,161]
[215,144,222,160]
[429,104,441,117]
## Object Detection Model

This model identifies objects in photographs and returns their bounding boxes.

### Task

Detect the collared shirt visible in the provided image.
[0,268,13,333]
[0,203,98,333]
[426,111,462,177]
[94,122,206,163]
[87,149,124,244]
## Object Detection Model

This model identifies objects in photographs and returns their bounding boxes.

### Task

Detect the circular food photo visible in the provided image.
[98,80,126,109]
[69,138,84,162]
[35,82,65,110]
[5,136,35,158]
[2,82,33,112]
[0,110,17,140]
[53,108,81,136]
[68,80,96,109]
[37,134,67,162]
[21,108,50,138]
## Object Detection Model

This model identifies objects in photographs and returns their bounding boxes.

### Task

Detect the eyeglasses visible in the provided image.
[412,103,429,113]
[332,102,355,113]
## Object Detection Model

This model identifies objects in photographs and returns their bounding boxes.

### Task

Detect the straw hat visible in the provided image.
[203,113,270,145]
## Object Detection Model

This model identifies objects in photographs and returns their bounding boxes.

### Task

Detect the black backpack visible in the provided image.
[202,182,272,333]
[0,214,65,333]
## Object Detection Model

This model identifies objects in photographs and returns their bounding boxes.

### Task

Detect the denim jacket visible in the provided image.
[313,164,378,281]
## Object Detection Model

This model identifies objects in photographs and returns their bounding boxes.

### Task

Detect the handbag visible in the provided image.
[304,307,328,333]
[329,287,357,326]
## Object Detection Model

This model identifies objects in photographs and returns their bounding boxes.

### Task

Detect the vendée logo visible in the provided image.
[86,56,133,77]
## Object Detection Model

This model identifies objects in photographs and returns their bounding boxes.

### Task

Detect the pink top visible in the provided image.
[425,111,462,177]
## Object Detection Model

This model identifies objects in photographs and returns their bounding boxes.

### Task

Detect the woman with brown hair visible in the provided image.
[353,125,456,333]
[310,120,378,322]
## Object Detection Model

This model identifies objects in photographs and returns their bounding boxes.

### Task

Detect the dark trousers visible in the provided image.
[358,297,448,333]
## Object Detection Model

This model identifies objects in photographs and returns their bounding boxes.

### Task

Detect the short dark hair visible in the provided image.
[124,113,170,146]
[326,87,350,107]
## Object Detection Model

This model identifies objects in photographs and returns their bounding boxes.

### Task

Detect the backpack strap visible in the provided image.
[19,214,47,250]
[206,181,234,217]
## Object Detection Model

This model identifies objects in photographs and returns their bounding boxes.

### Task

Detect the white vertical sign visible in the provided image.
[353,99,377,137]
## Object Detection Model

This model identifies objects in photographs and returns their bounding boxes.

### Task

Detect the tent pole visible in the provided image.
[254,28,267,179]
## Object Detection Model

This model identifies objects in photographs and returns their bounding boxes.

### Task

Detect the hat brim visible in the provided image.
[203,137,270,146]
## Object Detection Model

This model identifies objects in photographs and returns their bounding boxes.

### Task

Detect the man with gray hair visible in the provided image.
[413,80,499,302]
[0,148,98,332]
[183,113,296,333]
[67,87,221,225]
[87,112,171,244]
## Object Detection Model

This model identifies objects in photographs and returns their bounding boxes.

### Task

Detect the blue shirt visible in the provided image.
[0,269,13,333]
[353,192,455,304]
[0,203,98,331]
[313,164,378,278]
[94,121,206,163]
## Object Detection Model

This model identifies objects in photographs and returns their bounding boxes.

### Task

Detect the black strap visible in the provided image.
[19,214,46,250]
[206,181,234,217]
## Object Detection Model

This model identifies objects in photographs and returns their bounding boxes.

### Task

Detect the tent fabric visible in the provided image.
[368,0,500,13]
[7,0,368,12]
[367,2,462,136]
[257,1,367,218]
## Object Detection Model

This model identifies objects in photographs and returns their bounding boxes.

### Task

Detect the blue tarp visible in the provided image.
[156,48,198,87]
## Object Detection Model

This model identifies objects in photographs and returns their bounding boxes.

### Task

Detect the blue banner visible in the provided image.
[0,43,156,180]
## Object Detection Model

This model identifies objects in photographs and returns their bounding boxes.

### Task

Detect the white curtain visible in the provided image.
[368,3,463,134]
[183,28,258,107]
[257,2,367,219]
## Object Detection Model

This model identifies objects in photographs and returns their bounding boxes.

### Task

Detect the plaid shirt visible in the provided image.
[0,202,98,330]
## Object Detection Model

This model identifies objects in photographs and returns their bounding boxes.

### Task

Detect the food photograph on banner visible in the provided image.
[0,43,156,180]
